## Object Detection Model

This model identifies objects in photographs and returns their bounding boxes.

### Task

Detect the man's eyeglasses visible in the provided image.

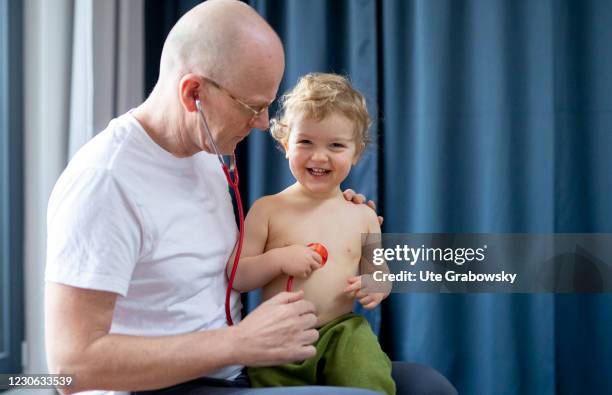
[201,76,275,125]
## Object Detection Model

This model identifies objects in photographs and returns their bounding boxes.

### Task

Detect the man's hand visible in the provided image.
[46,282,245,393]
[342,189,384,226]
[272,245,323,278]
[231,291,319,366]
[343,275,387,310]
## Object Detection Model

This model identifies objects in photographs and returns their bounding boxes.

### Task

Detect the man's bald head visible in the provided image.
[135,0,284,157]
[158,0,284,92]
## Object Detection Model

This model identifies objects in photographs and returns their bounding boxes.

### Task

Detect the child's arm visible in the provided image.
[343,207,391,309]
[226,198,322,292]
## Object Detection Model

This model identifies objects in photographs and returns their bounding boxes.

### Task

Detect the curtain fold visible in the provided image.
[69,0,144,157]
[23,0,74,380]
[144,1,612,393]
[378,1,611,394]
[22,0,144,379]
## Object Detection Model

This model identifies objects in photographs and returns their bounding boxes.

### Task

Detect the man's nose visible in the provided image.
[251,109,270,130]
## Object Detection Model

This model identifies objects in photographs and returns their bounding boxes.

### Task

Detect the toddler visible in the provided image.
[227,73,395,395]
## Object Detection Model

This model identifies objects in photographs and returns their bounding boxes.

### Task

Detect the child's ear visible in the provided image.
[352,142,366,165]
[283,140,289,158]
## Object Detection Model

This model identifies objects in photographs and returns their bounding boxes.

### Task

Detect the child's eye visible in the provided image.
[298,140,312,144]
[331,143,346,149]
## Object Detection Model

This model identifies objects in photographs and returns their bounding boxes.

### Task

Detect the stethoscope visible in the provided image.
[195,98,244,326]
[195,98,329,326]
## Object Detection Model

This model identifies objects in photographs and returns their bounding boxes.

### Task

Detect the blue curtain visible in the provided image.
[145,1,612,393]
[376,1,611,394]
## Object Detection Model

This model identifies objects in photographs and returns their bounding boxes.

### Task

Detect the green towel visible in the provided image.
[248,313,396,395]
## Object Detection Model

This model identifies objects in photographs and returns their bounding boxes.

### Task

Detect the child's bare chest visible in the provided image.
[265,204,364,264]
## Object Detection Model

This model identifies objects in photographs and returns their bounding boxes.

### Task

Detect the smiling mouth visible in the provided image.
[307,167,331,176]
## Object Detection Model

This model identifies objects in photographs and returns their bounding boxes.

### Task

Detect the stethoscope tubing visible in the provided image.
[195,100,327,325]
[195,99,243,326]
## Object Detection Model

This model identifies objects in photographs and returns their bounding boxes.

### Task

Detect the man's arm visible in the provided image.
[46,283,318,394]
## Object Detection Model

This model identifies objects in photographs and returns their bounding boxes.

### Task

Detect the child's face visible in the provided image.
[284,113,363,196]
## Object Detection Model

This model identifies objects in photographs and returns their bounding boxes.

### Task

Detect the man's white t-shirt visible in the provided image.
[45,112,243,395]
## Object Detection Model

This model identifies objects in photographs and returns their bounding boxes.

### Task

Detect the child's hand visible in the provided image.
[273,245,323,278]
[343,275,387,310]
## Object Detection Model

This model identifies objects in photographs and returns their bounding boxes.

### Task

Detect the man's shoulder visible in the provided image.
[71,113,140,170]
[51,114,147,207]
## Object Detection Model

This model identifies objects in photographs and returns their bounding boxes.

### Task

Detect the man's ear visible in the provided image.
[352,142,366,165]
[179,73,202,112]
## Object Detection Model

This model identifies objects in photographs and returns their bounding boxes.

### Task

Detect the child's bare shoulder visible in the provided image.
[249,191,292,215]
[341,198,381,232]
[250,194,279,211]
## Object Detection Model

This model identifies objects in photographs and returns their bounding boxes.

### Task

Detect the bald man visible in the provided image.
[44,1,374,394]
[45,1,457,395]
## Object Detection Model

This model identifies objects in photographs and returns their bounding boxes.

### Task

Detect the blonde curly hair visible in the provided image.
[270,73,372,147]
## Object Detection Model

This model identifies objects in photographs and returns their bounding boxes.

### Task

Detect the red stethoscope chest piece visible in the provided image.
[286,243,329,291]
[307,243,328,266]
